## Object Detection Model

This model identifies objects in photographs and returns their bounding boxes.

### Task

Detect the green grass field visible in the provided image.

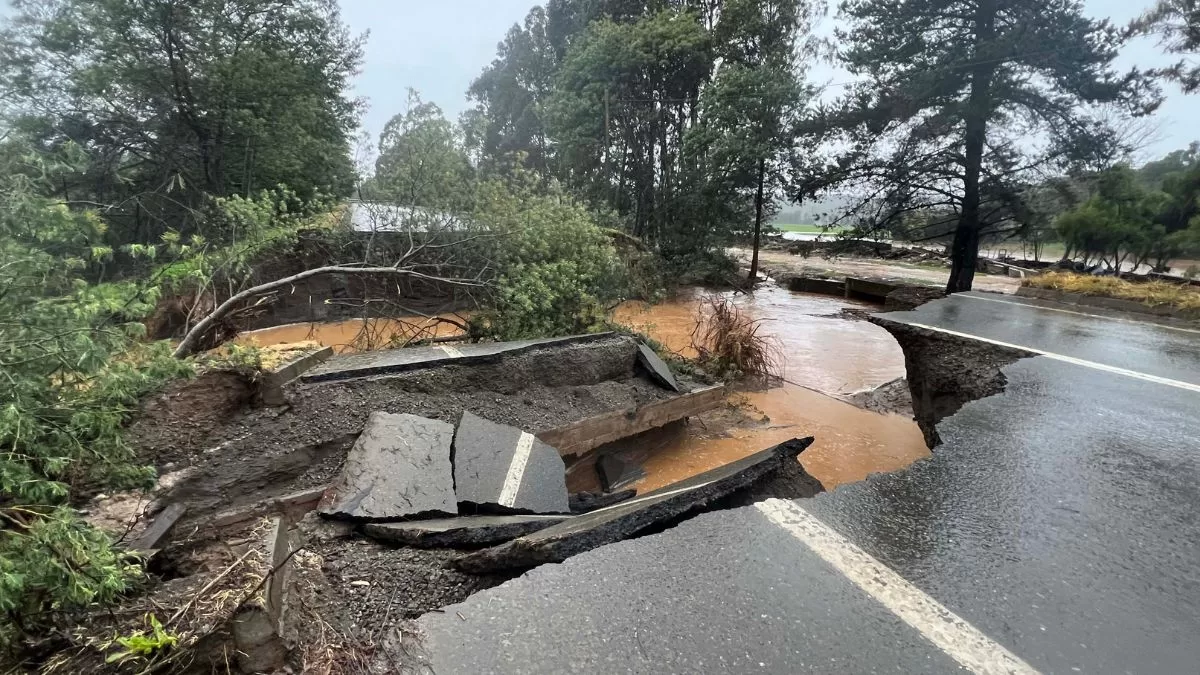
[773,223,846,234]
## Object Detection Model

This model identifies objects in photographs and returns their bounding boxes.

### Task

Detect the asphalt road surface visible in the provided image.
[408,293,1200,674]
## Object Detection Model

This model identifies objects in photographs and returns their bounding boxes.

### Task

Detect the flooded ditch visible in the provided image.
[236,314,467,353]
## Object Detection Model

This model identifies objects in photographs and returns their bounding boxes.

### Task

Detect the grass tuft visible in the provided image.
[690,297,782,382]
[1023,271,1200,311]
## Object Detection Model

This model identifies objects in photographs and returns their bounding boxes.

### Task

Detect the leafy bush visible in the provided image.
[667,249,742,288]
[470,179,630,340]
[0,155,191,651]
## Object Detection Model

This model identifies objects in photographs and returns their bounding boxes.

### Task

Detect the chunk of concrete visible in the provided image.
[231,516,294,674]
[596,454,646,492]
[318,412,456,521]
[261,345,333,406]
[538,384,726,457]
[127,503,186,554]
[363,514,569,548]
[636,343,681,392]
[453,412,569,515]
[457,437,815,573]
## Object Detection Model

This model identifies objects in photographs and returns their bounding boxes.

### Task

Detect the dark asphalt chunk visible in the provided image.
[452,412,569,515]
[363,515,569,548]
[456,437,814,572]
[318,412,456,521]
[407,505,963,674]
[596,453,646,492]
[568,489,636,513]
[636,342,681,391]
[302,333,619,383]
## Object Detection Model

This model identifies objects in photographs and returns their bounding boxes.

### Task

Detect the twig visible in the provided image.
[166,549,254,628]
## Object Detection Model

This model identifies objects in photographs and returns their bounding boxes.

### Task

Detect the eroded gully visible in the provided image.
[238,284,931,492]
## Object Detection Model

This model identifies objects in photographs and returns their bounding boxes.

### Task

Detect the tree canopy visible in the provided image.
[803,0,1160,291]
[0,0,364,248]
[1132,0,1200,94]
[468,0,820,271]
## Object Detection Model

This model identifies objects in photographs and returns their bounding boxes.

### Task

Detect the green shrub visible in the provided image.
[1,165,191,652]
[470,180,630,340]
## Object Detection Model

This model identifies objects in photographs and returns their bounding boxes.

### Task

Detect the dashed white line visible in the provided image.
[754,499,1040,675]
[497,432,535,507]
[902,321,1200,394]
[440,345,465,358]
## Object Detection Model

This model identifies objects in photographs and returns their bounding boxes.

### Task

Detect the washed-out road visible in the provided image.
[407,292,1200,674]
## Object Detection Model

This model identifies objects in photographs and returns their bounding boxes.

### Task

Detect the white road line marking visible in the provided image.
[754,499,1040,675]
[959,293,1200,335]
[903,321,1200,394]
[440,345,465,358]
[497,432,535,507]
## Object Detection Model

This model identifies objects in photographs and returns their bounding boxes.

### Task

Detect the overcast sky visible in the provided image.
[342,0,1200,161]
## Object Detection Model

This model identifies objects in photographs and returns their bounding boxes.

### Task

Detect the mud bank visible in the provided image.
[845,377,913,417]
[869,317,1035,447]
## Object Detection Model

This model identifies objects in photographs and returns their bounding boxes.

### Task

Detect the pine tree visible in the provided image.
[817,0,1158,291]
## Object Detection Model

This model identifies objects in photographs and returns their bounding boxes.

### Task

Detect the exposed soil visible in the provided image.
[870,317,1035,446]
[127,335,685,526]
[845,377,914,417]
[288,515,512,639]
[884,286,948,311]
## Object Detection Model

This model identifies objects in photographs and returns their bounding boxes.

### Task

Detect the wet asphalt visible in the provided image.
[410,294,1200,674]
[904,292,1200,385]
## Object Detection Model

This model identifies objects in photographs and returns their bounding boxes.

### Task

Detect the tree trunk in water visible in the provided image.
[946,1,996,294]
[748,157,766,283]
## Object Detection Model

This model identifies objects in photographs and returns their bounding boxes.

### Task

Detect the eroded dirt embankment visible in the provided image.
[869,317,1035,447]
[128,335,679,522]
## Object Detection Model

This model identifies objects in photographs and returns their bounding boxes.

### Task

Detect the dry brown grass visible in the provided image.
[690,297,782,382]
[1023,272,1200,311]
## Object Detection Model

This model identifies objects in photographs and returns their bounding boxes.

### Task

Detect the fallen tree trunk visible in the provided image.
[172,265,483,358]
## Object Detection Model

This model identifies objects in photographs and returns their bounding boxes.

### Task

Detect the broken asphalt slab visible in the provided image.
[456,437,814,573]
[636,342,681,391]
[363,514,569,548]
[568,489,636,513]
[596,454,646,492]
[301,333,618,383]
[452,412,569,515]
[318,412,456,521]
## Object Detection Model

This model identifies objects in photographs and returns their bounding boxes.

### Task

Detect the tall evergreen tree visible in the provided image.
[371,91,475,211]
[814,0,1158,291]
[705,0,815,281]
[0,0,363,247]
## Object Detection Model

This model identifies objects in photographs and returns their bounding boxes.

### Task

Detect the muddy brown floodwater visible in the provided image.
[235,315,466,353]
[613,286,930,490]
[234,286,930,493]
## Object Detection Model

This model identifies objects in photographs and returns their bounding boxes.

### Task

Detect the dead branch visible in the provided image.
[172,265,486,358]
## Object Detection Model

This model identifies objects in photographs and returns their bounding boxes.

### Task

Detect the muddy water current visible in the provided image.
[235,285,930,492]
[614,286,930,491]
[236,315,465,353]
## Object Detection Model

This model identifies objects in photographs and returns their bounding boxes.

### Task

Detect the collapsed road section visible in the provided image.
[86,331,829,673]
